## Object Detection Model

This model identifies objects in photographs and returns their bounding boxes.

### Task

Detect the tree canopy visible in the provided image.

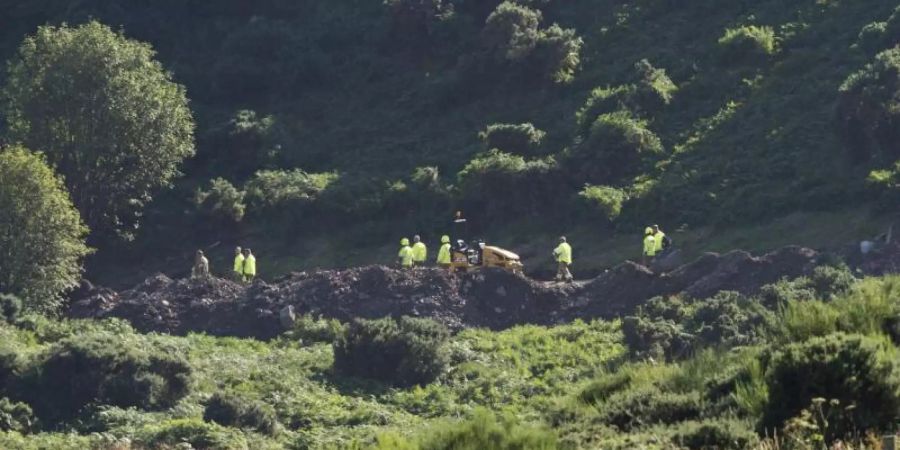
[2,21,195,240]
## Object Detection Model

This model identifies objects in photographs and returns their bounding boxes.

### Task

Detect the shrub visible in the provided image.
[244,169,339,211]
[0,294,22,324]
[717,25,777,61]
[201,109,287,179]
[579,185,628,221]
[137,418,248,450]
[17,332,192,424]
[456,149,560,218]
[567,110,663,184]
[478,123,546,155]
[291,315,346,344]
[0,398,35,434]
[333,316,450,387]
[808,265,857,300]
[533,23,583,84]
[633,59,678,111]
[857,21,888,53]
[482,2,542,62]
[773,300,840,343]
[204,392,278,435]
[671,419,759,450]
[763,333,900,436]
[374,409,559,449]
[579,371,633,405]
[576,85,636,136]
[194,178,246,223]
[600,386,704,431]
[0,147,91,312]
[759,278,816,307]
[837,46,900,163]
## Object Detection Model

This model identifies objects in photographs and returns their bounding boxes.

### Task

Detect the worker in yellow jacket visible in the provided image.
[398,238,414,269]
[436,235,452,269]
[412,235,427,267]
[652,224,667,254]
[643,227,656,266]
[243,248,257,283]
[233,246,245,282]
[553,236,573,282]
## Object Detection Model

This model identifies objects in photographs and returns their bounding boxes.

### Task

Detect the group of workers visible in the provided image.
[397,235,453,269]
[191,246,257,283]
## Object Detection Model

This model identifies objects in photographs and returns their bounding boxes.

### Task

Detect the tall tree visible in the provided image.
[2,21,195,240]
[0,146,90,313]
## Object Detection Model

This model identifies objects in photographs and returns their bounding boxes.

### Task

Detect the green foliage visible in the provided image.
[857,21,889,53]
[579,185,628,221]
[244,169,339,211]
[202,110,286,180]
[15,332,192,425]
[204,392,279,435]
[136,418,249,450]
[333,316,450,387]
[600,386,704,431]
[194,178,247,223]
[731,357,769,418]
[478,122,546,155]
[568,110,663,184]
[671,419,759,450]
[0,147,90,313]
[576,85,636,136]
[456,149,559,218]
[2,21,195,239]
[532,23,583,84]
[633,59,678,112]
[838,46,900,164]
[288,314,346,344]
[763,333,900,435]
[717,25,778,62]
[0,398,35,434]
[0,294,22,324]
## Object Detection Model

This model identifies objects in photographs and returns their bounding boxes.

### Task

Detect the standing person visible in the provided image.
[553,236,574,282]
[642,227,657,266]
[436,235,452,270]
[412,235,428,267]
[398,238,414,269]
[243,248,256,283]
[652,224,670,256]
[192,250,209,279]
[233,246,245,282]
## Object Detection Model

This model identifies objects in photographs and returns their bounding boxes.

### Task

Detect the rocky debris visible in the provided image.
[70,246,827,340]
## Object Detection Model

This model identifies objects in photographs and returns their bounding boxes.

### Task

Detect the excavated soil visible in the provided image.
[69,246,826,339]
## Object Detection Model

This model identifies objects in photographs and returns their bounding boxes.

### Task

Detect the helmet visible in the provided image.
[645,227,653,235]
[441,235,450,244]
[401,238,410,246]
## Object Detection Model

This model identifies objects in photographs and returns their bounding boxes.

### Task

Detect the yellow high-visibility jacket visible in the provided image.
[437,243,452,264]
[412,242,427,262]
[398,246,414,267]
[244,255,257,276]
[654,231,666,252]
[233,254,245,273]
[643,235,657,256]
[554,243,572,264]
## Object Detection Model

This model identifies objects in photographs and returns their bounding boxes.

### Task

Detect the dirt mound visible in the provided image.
[70,246,822,339]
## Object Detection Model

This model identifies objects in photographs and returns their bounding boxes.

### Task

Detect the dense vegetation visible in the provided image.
[0,268,895,448]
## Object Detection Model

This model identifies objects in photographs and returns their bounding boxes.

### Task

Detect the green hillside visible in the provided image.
[3,0,899,282]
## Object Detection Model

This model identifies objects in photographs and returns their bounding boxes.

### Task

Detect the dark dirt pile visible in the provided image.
[70,246,822,339]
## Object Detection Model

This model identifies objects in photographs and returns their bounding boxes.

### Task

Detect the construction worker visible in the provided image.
[643,227,657,266]
[553,236,573,282]
[192,250,209,279]
[652,224,670,255]
[233,246,245,282]
[412,235,428,267]
[436,235,452,269]
[243,248,256,283]
[398,238,414,269]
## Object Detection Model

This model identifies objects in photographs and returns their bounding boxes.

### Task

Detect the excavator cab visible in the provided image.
[450,239,523,274]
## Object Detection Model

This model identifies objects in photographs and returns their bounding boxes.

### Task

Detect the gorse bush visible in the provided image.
[290,314,346,344]
[479,122,546,155]
[14,332,192,425]
[568,110,663,184]
[600,386,704,431]
[838,46,900,164]
[576,85,635,136]
[763,333,900,436]
[0,294,22,324]
[671,419,759,450]
[532,23,583,84]
[374,409,560,449]
[579,185,628,221]
[717,25,777,62]
[244,169,338,211]
[136,418,248,450]
[633,59,678,112]
[203,392,278,435]
[456,149,560,218]
[0,398,35,434]
[333,316,450,387]
[194,178,246,223]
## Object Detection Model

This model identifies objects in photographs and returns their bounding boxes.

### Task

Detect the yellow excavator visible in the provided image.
[449,239,524,273]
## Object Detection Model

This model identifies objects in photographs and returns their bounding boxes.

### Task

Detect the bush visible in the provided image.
[244,169,339,211]
[290,315,346,344]
[837,46,900,164]
[633,59,678,112]
[808,265,857,300]
[482,2,542,62]
[857,21,888,53]
[201,109,287,179]
[478,122,546,155]
[16,332,192,425]
[717,25,777,62]
[533,23,583,84]
[456,149,560,218]
[137,418,248,450]
[763,333,900,436]
[579,185,628,221]
[204,392,278,435]
[194,178,246,223]
[576,85,636,136]
[0,398,35,434]
[671,419,759,450]
[374,409,560,449]
[333,316,450,387]
[567,110,663,184]
[600,386,704,431]
[0,147,91,312]
[0,294,22,324]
